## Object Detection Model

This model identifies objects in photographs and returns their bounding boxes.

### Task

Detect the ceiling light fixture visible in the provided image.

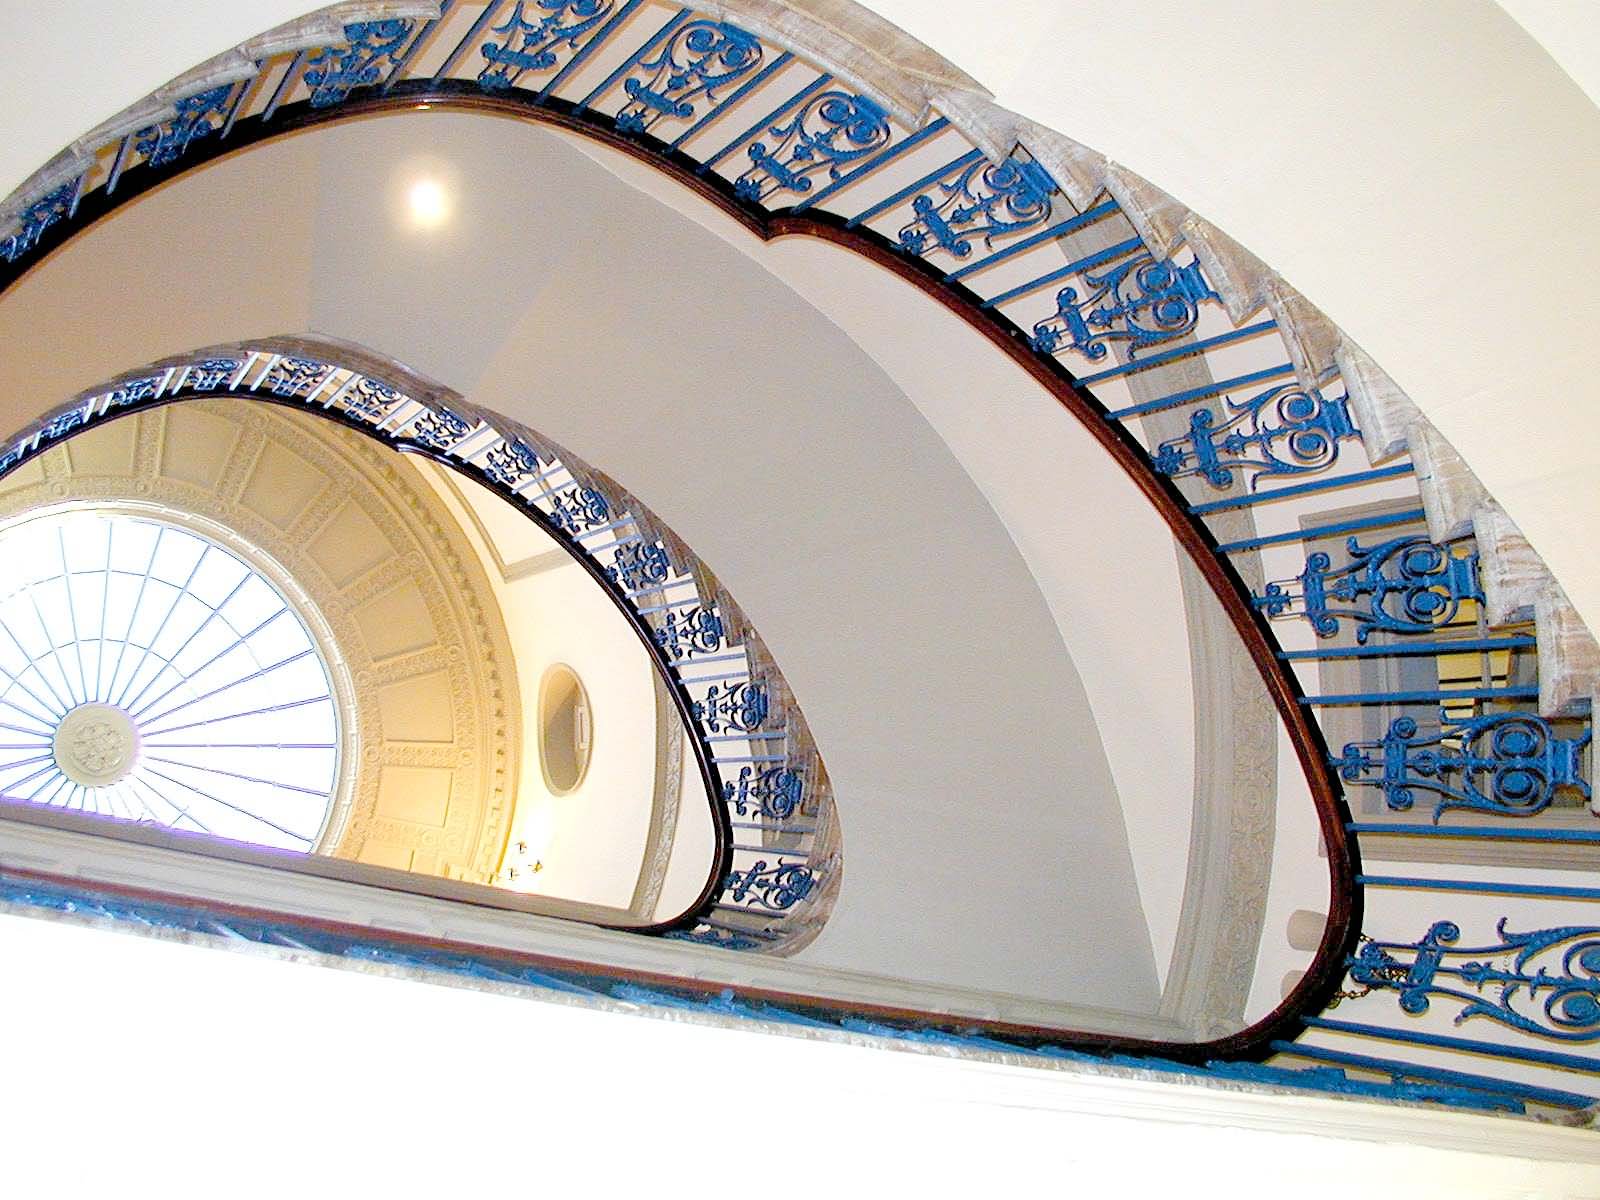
[406,176,451,230]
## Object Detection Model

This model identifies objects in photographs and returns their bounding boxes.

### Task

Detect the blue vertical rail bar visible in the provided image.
[667,51,792,149]
[573,8,690,113]
[434,1,506,80]
[946,200,1120,284]
[798,116,955,215]
[697,73,832,173]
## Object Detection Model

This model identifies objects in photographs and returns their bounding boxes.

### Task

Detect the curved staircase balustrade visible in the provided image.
[1,0,1597,1121]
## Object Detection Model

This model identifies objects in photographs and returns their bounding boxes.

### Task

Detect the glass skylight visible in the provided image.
[0,510,342,850]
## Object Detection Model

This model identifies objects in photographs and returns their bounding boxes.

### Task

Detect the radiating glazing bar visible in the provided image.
[386,0,456,87]
[261,51,309,122]
[1107,363,1297,422]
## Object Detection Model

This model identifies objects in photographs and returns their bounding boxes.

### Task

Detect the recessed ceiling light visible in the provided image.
[406,177,450,230]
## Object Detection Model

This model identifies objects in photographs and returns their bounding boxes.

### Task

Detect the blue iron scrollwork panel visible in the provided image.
[338,375,401,423]
[133,84,232,168]
[898,157,1055,259]
[1031,253,1218,360]
[305,20,415,107]
[482,438,547,487]
[725,860,814,910]
[735,91,891,202]
[261,357,331,398]
[105,374,165,411]
[479,0,616,90]
[546,484,611,533]
[1151,385,1358,490]
[615,20,763,134]
[653,605,724,658]
[0,181,76,264]
[1254,535,1482,642]
[1335,712,1591,821]
[694,681,768,733]
[187,357,244,392]
[606,539,672,590]
[723,764,803,820]
[1351,919,1600,1042]
[409,406,473,450]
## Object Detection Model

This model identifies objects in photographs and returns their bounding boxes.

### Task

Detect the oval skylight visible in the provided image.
[0,509,343,850]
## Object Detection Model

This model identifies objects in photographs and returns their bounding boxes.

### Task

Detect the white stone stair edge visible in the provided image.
[0,2,440,229]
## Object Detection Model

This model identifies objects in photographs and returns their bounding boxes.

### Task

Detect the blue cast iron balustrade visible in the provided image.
[723,764,804,820]
[1030,253,1219,361]
[735,91,892,202]
[652,606,725,658]
[1335,712,1592,821]
[615,20,763,134]
[478,0,616,90]
[1150,385,1359,491]
[546,484,612,533]
[341,375,402,422]
[409,405,475,450]
[725,859,814,911]
[0,345,837,947]
[0,182,76,264]
[134,84,233,167]
[1351,920,1600,1042]
[606,539,672,590]
[1254,535,1482,642]
[694,680,769,733]
[897,157,1056,259]
[262,356,333,398]
[188,357,244,391]
[305,20,417,108]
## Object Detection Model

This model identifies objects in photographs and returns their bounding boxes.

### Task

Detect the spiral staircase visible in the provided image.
[1,0,1598,1129]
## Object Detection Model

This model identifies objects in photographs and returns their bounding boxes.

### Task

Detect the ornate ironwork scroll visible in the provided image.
[478,0,616,90]
[1335,712,1591,820]
[1030,253,1218,360]
[305,20,416,108]
[615,20,763,134]
[898,156,1055,259]
[1151,385,1358,491]
[1351,919,1600,1042]
[1255,535,1482,642]
[735,91,891,202]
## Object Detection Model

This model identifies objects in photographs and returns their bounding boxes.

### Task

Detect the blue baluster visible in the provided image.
[1030,252,1219,360]
[304,20,416,107]
[1150,385,1358,490]
[1335,711,1590,820]
[734,91,891,202]
[1254,535,1482,641]
[478,0,617,90]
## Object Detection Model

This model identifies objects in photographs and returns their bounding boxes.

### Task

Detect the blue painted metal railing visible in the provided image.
[1,0,1596,1119]
[0,342,840,950]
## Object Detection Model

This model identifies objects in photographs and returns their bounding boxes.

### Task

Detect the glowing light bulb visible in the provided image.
[406,177,450,230]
